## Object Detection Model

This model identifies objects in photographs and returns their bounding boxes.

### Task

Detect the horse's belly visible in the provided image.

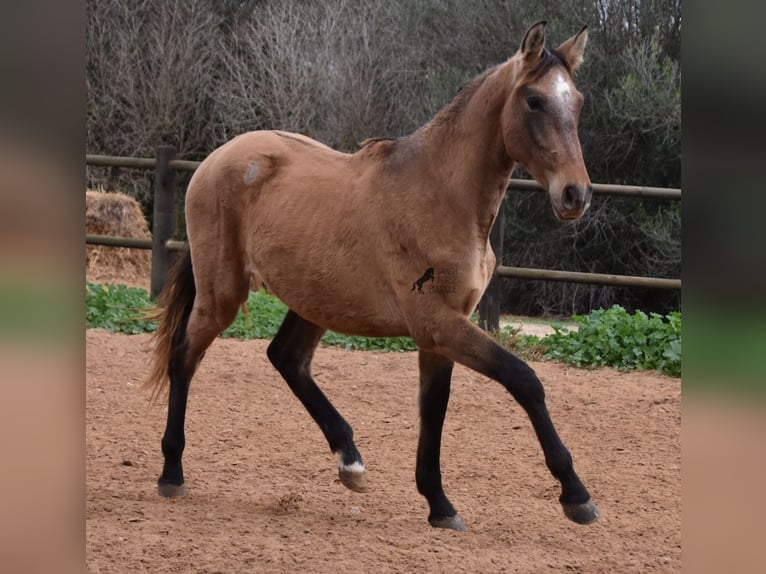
[249,245,408,337]
[271,284,409,337]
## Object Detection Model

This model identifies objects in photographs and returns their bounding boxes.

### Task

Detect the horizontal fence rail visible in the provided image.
[85,154,201,172]
[495,265,681,290]
[86,234,186,251]
[86,147,681,327]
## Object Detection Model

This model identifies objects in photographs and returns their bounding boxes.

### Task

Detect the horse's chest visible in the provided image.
[453,248,495,316]
[464,241,495,290]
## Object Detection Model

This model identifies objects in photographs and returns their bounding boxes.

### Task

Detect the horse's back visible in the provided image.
[190,129,347,188]
[186,129,357,232]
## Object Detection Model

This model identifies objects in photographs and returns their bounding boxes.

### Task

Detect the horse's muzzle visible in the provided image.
[562,184,591,212]
[555,184,592,220]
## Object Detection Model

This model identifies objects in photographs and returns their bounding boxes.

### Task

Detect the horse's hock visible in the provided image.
[86,189,151,281]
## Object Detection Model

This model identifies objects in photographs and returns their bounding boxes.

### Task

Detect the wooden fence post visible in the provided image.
[478,196,505,331]
[150,145,177,299]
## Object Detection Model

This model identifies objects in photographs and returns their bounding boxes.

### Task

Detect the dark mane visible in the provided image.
[359,136,404,148]
[528,48,570,80]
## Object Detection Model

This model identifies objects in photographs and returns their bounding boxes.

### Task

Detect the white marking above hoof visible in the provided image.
[338,460,367,492]
[338,460,365,474]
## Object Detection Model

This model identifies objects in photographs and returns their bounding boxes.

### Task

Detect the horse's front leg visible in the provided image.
[416,351,466,530]
[417,314,600,526]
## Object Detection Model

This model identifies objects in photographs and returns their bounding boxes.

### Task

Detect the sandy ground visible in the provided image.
[86,261,680,572]
[86,327,680,573]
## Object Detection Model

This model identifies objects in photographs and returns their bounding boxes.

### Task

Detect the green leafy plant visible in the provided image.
[321,331,417,352]
[86,282,156,334]
[541,305,681,376]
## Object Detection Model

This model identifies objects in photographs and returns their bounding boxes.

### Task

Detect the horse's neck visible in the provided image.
[413,62,518,236]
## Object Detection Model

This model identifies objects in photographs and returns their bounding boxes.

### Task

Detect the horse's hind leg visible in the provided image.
[416,351,465,531]
[156,254,248,497]
[418,315,599,526]
[159,308,243,496]
[267,310,367,492]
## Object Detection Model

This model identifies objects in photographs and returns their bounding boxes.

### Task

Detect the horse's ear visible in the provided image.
[520,21,546,61]
[557,25,589,72]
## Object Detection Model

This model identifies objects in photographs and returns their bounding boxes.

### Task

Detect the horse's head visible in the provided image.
[503,22,591,221]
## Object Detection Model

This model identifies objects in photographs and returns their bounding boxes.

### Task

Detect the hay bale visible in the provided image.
[86,189,151,287]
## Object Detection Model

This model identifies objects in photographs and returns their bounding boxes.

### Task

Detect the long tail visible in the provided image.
[143,246,196,405]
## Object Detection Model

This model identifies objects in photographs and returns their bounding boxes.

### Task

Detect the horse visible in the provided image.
[145,21,599,531]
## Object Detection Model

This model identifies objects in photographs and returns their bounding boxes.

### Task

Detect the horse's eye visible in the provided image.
[526,95,543,112]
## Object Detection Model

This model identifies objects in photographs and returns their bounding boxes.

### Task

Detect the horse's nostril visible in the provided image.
[562,185,578,210]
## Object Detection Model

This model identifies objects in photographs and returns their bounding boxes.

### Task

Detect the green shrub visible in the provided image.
[541,305,681,376]
[321,331,417,352]
[86,282,156,334]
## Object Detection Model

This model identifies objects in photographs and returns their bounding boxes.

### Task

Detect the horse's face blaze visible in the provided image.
[503,26,592,222]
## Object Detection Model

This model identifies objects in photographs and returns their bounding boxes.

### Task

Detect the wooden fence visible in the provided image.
[86,146,681,330]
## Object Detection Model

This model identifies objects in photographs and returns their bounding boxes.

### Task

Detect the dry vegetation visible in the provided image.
[86,190,151,287]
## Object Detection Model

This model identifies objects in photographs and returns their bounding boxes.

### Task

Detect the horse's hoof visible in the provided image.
[429,514,467,531]
[562,499,600,524]
[158,481,186,498]
[339,463,368,492]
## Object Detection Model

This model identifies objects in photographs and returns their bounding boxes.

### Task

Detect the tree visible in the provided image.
[86,0,681,316]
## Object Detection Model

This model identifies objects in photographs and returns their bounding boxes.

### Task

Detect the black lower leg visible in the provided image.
[428,316,598,524]
[268,311,363,474]
[158,341,193,495]
[283,369,361,466]
[491,347,591,506]
[416,351,463,529]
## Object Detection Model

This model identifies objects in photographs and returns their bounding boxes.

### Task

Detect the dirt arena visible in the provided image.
[86,303,680,572]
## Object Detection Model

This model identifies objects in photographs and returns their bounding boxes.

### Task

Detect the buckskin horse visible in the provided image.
[145,21,599,530]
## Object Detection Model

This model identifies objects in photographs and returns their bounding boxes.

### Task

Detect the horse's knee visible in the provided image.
[506,369,546,406]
